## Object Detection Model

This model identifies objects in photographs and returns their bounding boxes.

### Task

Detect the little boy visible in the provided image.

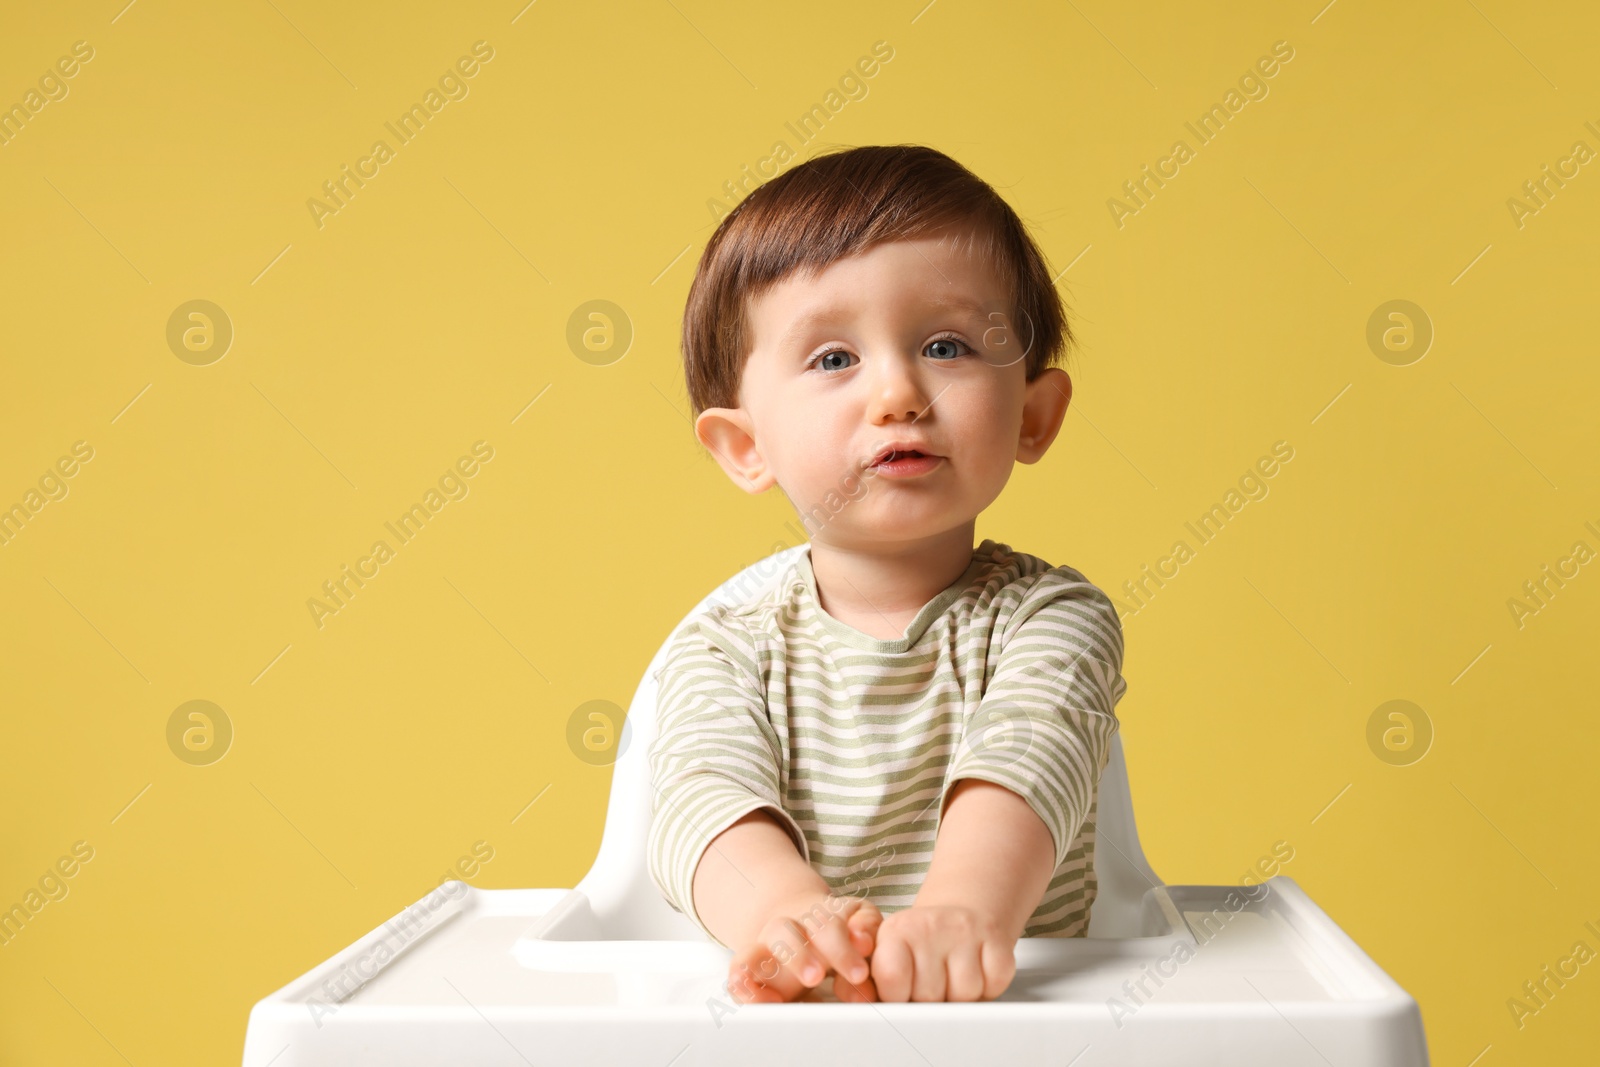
[648,144,1128,1004]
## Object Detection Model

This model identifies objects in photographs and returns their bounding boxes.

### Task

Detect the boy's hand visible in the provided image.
[869,903,1017,1002]
[726,895,883,1004]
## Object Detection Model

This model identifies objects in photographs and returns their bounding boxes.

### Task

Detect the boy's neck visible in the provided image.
[806,523,978,639]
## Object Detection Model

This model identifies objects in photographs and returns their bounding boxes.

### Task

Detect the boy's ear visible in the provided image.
[694,407,776,493]
[1016,368,1072,464]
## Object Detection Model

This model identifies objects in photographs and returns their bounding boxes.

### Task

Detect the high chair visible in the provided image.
[242,543,1431,1065]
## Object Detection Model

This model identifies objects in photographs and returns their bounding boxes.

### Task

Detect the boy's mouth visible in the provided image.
[866,443,944,475]
[869,444,927,465]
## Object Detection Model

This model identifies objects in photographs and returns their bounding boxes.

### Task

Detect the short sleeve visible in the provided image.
[646,611,808,939]
[941,568,1127,868]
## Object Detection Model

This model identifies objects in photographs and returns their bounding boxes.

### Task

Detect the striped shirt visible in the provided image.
[647,538,1127,942]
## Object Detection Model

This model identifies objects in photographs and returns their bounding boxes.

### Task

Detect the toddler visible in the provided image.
[648,144,1128,1004]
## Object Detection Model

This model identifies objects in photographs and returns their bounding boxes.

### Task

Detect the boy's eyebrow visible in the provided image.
[778,295,995,350]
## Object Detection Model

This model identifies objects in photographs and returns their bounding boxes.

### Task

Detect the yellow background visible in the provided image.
[2,0,1596,1063]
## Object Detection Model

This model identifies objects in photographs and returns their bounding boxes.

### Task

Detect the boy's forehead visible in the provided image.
[753,238,1007,331]
[771,291,999,345]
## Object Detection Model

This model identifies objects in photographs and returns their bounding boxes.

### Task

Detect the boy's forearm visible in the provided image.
[690,809,833,949]
[915,779,1057,940]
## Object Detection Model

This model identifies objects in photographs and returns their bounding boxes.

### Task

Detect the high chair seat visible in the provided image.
[242,543,1431,1066]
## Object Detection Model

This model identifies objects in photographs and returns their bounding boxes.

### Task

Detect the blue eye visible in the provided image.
[926,336,969,360]
[813,350,858,371]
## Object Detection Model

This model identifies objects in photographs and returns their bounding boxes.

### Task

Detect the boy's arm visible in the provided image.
[647,617,878,1000]
[648,614,802,932]
[866,780,1055,1003]
[691,810,880,1001]
[944,570,1126,883]
[913,779,1057,940]
[871,572,1127,1001]
[691,809,831,947]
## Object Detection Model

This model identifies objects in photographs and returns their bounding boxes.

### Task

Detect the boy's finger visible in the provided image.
[944,943,986,1002]
[729,979,785,1005]
[831,969,878,1003]
[869,928,913,1003]
[844,902,883,934]
[729,942,802,1002]
[979,938,1018,1001]
[770,918,830,990]
[908,940,947,1003]
[725,946,770,1001]
[726,952,786,1003]
[847,899,883,952]
[807,911,871,986]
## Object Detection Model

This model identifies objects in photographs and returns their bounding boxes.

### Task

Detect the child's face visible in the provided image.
[694,227,1072,549]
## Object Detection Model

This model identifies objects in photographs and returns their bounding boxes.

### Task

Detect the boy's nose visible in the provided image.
[866,353,934,424]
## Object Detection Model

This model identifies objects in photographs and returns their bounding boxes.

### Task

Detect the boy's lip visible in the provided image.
[865,441,942,469]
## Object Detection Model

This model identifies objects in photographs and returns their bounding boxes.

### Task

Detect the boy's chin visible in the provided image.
[813,521,968,548]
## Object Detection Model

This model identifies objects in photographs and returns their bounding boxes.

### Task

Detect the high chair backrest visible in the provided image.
[576,543,1161,941]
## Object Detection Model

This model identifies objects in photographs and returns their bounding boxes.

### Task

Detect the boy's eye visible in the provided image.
[807,337,969,371]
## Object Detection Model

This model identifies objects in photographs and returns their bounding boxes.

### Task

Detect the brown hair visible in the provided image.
[679,143,1072,418]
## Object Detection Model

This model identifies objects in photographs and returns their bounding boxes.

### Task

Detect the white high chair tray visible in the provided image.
[241,875,1426,1066]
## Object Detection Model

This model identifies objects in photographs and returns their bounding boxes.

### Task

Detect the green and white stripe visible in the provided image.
[648,538,1127,941]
